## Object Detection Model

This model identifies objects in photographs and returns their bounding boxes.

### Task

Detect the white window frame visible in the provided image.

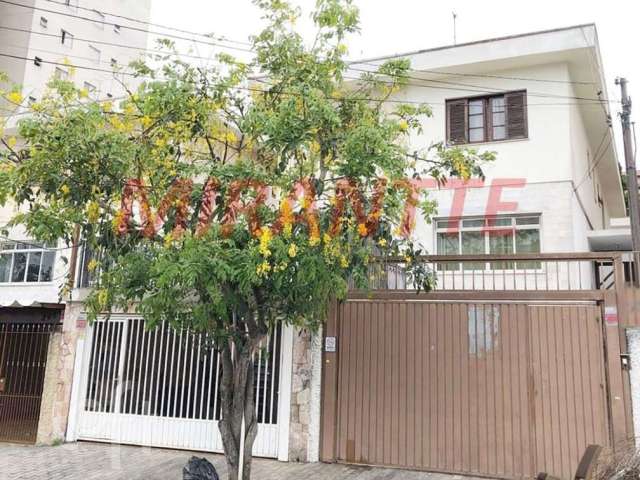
[61,29,74,48]
[91,9,105,29]
[54,67,69,80]
[435,214,542,271]
[88,45,101,64]
[83,81,97,95]
[0,241,56,284]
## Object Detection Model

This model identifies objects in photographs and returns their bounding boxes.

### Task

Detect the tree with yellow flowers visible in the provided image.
[0,1,493,478]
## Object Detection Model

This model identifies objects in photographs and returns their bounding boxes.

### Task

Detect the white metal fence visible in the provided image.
[72,316,292,459]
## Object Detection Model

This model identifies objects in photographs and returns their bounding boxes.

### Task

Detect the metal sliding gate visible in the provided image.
[0,322,55,444]
[74,317,290,458]
[327,300,611,479]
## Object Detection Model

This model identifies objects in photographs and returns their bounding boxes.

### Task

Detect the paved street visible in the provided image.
[0,442,483,480]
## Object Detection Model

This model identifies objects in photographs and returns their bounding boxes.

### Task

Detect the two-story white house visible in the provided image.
[348,24,625,263]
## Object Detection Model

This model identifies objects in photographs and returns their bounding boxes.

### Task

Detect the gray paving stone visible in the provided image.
[0,442,486,480]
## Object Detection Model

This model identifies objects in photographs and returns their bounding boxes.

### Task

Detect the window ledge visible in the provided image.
[0,282,55,286]
[448,137,530,148]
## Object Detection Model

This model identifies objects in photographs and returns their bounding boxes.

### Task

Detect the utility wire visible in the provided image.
[0,52,618,109]
[1,22,602,101]
[0,0,254,54]
[40,0,253,47]
[0,22,612,103]
[573,129,613,192]
[347,65,618,103]
[352,60,596,85]
[0,0,611,93]
[0,25,226,64]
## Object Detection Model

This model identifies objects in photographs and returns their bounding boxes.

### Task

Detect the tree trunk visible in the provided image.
[218,332,265,480]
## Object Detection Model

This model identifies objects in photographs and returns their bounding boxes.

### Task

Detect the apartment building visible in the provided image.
[1,0,151,117]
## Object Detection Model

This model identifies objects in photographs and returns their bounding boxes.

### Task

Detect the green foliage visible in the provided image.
[0,0,493,338]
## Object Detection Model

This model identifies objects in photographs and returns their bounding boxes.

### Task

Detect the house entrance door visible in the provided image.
[0,322,55,443]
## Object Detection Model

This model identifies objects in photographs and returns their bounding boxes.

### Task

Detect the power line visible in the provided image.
[41,0,253,47]
[0,0,254,54]
[1,40,138,71]
[0,21,614,104]
[347,64,618,104]
[350,60,596,86]
[1,52,618,109]
[11,0,599,89]
[0,0,615,97]
[573,129,613,192]
[0,24,225,64]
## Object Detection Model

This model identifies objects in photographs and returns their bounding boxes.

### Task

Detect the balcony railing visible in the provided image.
[352,253,624,292]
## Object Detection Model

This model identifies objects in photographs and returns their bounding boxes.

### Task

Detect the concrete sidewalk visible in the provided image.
[0,442,484,480]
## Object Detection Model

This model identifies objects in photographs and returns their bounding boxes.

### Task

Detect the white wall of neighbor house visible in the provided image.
[0,207,71,306]
[627,328,640,446]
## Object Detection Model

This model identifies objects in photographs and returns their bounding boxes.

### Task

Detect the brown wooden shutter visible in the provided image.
[505,91,527,139]
[446,99,467,144]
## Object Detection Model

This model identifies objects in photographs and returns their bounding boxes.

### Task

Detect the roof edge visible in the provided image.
[348,23,597,66]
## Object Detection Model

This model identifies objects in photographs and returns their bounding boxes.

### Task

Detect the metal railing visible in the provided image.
[353,253,624,292]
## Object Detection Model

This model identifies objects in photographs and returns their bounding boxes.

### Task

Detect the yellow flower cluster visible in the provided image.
[60,184,70,196]
[97,289,108,309]
[357,223,368,237]
[87,259,99,272]
[163,232,174,248]
[288,244,298,258]
[309,232,320,247]
[6,91,22,105]
[256,261,271,277]
[259,226,272,257]
[280,200,293,238]
[112,210,124,233]
[86,201,100,223]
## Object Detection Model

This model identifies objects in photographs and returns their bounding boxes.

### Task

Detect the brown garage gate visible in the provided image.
[321,298,614,479]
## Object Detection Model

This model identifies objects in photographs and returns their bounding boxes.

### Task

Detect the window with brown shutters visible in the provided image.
[447,100,467,144]
[446,90,527,144]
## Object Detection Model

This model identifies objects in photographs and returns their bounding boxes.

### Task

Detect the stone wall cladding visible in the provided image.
[288,327,322,462]
[36,302,82,444]
[628,328,640,447]
[288,328,312,462]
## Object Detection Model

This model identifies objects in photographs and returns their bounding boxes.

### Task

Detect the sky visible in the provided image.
[149,0,639,153]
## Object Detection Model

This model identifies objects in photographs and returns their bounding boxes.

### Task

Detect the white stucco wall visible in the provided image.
[380,60,616,253]
[414,180,576,254]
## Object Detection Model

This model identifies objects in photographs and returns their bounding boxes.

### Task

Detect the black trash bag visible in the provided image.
[183,456,219,480]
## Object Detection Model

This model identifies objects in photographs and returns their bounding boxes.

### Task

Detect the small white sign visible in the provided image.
[325,336,337,352]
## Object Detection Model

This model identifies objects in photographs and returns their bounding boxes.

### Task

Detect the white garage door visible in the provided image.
[70,316,292,459]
